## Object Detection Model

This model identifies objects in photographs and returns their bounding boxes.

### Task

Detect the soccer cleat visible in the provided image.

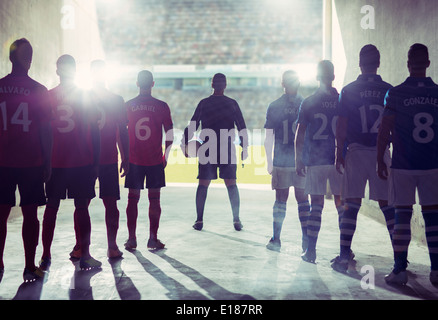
[80,257,102,271]
[331,256,349,273]
[266,238,281,252]
[0,268,4,283]
[233,220,243,231]
[384,270,408,285]
[23,268,47,283]
[147,239,165,250]
[124,238,137,251]
[301,249,317,263]
[192,221,203,231]
[430,270,438,285]
[39,257,52,272]
[69,246,81,260]
[301,235,309,253]
[107,248,123,259]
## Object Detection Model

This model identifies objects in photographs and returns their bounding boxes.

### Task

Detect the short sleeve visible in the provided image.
[383,89,397,117]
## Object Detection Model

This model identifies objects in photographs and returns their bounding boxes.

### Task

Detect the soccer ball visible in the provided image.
[181,139,202,158]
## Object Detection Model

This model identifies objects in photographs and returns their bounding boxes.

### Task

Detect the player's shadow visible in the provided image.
[68,260,102,300]
[108,257,141,300]
[333,254,438,300]
[202,229,265,248]
[129,249,209,300]
[12,279,45,300]
[153,250,256,300]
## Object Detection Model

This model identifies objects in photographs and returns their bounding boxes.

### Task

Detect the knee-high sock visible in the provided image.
[21,205,40,270]
[273,201,286,241]
[74,203,91,259]
[226,184,240,221]
[195,185,208,222]
[298,201,310,239]
[381,205,395,240]
[103,197,119,249]
[339,202,360,259]
[126,192,140,240]
[0,205,12,269]
[392,208,413,273]
[307,204,323,251]
[148,191,161,241]
[336,205,345,230]
[422,210,438,271]
[42,204,59,259]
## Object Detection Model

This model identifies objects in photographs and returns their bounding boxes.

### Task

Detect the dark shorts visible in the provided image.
[197,163,237,180]
[46,166,96,200]
[98,163,120,199]
[124,163,165,190]
[0,166,46,207]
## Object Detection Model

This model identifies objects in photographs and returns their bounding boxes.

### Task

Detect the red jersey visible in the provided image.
[126,94,173,166]
[49,85,99,168]
[91,87,127,165]
[0,74,51,168]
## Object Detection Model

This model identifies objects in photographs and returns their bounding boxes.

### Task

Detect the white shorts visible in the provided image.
[271,166,306,190]
[342,144,391,201]
[305,165,342,196]
[389,168,438,206]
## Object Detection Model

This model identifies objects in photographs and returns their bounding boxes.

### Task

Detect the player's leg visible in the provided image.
[124,163,144,249]
[295,187,310,253]
[269,188,289,249]
[147,188,165,249]
[74,197,101,270]
[378,200,395,240]
[422,205,438,285]
[194,163,215,230]
[0,168,15,279]
[302,194,324,263]
[0,204,12,278]
[126,188,140,248]
[225,179,242,230]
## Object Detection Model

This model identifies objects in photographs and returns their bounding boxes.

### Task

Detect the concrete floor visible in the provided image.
[1,184,437,301]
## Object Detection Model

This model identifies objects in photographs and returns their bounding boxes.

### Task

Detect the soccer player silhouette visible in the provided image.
[264,70,309,252]
[295,61,343,262]
[182,73,248,231]
[124,70,173,250]
[331,45,395,273]
[0,39,52,282]
[378,43,438,285]
[40,55,102,271]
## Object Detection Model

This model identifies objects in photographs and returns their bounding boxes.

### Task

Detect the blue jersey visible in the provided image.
[383,77,438,170]
[297,87,339,166]
[264,94,303,167]
[339,74,392,147]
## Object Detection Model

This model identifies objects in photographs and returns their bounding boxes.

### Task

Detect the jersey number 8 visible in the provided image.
[413,112,435,144]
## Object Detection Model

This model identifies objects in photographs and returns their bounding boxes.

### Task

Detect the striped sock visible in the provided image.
[380,205,395,240]
[298,201,311,250]
[392,208,413,273]
[336,205,345,230]
[422,210,438,271]
[307,204,323,251]
[339,202,360,259]
[273,201,287,241]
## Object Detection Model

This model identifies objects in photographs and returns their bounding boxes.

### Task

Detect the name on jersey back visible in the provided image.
[403,96,438,107]
[0,86,31,96]
[131,104,156,112]
[360,90,382,99]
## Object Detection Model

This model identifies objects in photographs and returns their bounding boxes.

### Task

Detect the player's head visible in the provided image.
[9,38,33,71]
[359,44,380,73]
[212,73,227,91]
[137,70,154,90]
[282,70,300,94]
[90,59,107,85]
[56,54,76,80]
[317,60,335,84]
[407,43,430,73]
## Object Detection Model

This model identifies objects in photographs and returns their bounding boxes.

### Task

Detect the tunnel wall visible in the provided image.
[331,0,438,245]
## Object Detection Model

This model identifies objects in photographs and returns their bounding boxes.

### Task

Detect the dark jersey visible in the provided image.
[297,88,339,166]
[339,74,392,147]
[384,77,438,170]
[184,95,246,165]
[264,94,303,167]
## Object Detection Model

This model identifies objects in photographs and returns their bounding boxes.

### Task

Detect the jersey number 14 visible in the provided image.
[0,102,32,132]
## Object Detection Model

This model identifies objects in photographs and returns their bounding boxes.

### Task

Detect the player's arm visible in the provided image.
[163,124,174,168]
[335,116,347,174]
[181,102,202,146]
[376,114,394,180]
[264,129,274,175]
[39,121,53,182]
[117,98,130,177]
[234,102,249,161]
[294,123,306,177]
[90,120,101,179]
